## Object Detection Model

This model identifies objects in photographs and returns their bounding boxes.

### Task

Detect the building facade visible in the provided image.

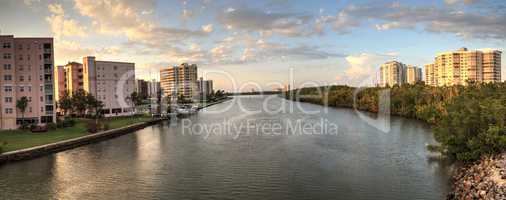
[147,79,160,98]
[425,48,502,86]
[379,61,407,87]
[406,65,422,84]
[160,63,198,100]
[0,35,55,129]
[135,79,149,98]
[55,56,135,117]
[197,77,213,98]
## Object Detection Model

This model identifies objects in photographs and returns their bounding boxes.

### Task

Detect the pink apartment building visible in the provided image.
[0,35,56,129]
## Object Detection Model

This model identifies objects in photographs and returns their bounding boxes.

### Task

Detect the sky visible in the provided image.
[0,0,505,91]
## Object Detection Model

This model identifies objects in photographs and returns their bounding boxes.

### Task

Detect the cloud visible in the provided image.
[444,0,478,5]
[321,2,506,40]
[336,53,395,85]
[201,24,214,33]
[46,3,87,38]
[73,0,208,45]
[217,7,317,37]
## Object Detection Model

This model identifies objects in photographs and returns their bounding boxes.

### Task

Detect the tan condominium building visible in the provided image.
[425,47,502,86]
[406,65,422,84]
[197,77,214,98]
[55,56,135,117]
[54,62,84,101]
[160,63,198,100]
[0,35,55,129]
[379,61,407,87]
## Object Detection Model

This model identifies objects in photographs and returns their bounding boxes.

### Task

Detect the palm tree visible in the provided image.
[16,96,29,128]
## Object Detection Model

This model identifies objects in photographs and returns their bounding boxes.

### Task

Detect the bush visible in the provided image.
[87,121,98,133]
[63,118,75,127]
[46,122,57,130]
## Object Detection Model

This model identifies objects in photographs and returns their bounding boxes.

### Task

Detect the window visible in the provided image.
[28,97,32,102]
[5,108,13,114]
[5,97,12,103]
[40,96,43,102]
[19,76,24,82]
[3,42,11,48]
[4,75,12,81]
[28,76,31,81]
[18,44,22,50]
[27,55,30,60]
[18,55,23,60]
[3,53,12,59]
[18,65,23,71]
[19,86,24,92]
[113,66,118,70]
[40,85,43,92]
[29,107,32,113]
[3,64,11,70]
[4,86,12,92]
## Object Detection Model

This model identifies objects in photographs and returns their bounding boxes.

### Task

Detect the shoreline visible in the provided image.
[0,98,233,165]
[283,96,506,199]
[0,119,163,165]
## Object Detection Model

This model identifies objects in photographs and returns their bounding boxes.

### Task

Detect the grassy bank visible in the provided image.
[0,115,153,153]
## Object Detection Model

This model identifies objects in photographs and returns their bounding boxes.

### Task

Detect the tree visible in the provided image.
[16,96,29,128]
[129,92,143,114]
[85,93,104,123]
[58,91,73,116]
[72,89,88,117]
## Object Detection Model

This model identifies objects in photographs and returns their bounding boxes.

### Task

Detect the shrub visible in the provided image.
[46,122,57,130]
[63,118,75,127]
[87,121,98,133]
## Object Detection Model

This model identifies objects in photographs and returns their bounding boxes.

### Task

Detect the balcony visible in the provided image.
[43,48,51,54]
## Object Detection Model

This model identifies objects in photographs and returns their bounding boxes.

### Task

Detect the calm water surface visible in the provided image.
[0,96,450,199]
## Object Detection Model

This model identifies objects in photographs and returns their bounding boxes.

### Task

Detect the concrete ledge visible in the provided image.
[0,119,163,165]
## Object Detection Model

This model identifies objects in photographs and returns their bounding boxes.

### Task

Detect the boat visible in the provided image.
[176,104,198,117]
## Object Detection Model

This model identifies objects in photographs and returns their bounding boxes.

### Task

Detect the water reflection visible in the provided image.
[0,96,450,199]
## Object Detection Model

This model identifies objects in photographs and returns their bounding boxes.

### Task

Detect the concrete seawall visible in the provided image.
[0,119,163,165]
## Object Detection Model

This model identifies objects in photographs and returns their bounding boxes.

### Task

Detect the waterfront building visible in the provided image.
[379,61,407,87]
[197,77,213,98]
[147,79,160,98]
[482,49,502,83]
[406,65,422,84]
[135,79,149,98]
[424,63,437,86]
[55,56,135,116]
[0,35,55,129]
[425,47,502,86]
[160,63,198,100]
[54,65,65,101]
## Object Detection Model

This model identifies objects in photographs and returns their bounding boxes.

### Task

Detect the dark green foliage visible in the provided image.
[286,82,506,162]
[46,123,57,130]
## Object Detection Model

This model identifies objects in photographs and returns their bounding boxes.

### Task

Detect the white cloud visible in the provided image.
[46,3,87,38]
[321,2,506,40]
[217,7,317,37]
[201,24,214,33]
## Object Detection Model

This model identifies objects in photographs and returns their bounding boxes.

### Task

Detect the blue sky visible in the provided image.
[1,0,505,91]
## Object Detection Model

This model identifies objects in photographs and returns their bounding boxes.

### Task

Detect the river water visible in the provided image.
[0,96,450,199]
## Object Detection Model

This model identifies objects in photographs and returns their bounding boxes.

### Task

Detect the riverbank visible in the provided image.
[0,115,153,153]
[0,118,162,164]
[282,83,506,199]
[448,153,506,199]
[197,97,233,110]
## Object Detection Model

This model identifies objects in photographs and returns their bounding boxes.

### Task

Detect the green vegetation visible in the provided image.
[286,82,506,162]
[0,115,153,153]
